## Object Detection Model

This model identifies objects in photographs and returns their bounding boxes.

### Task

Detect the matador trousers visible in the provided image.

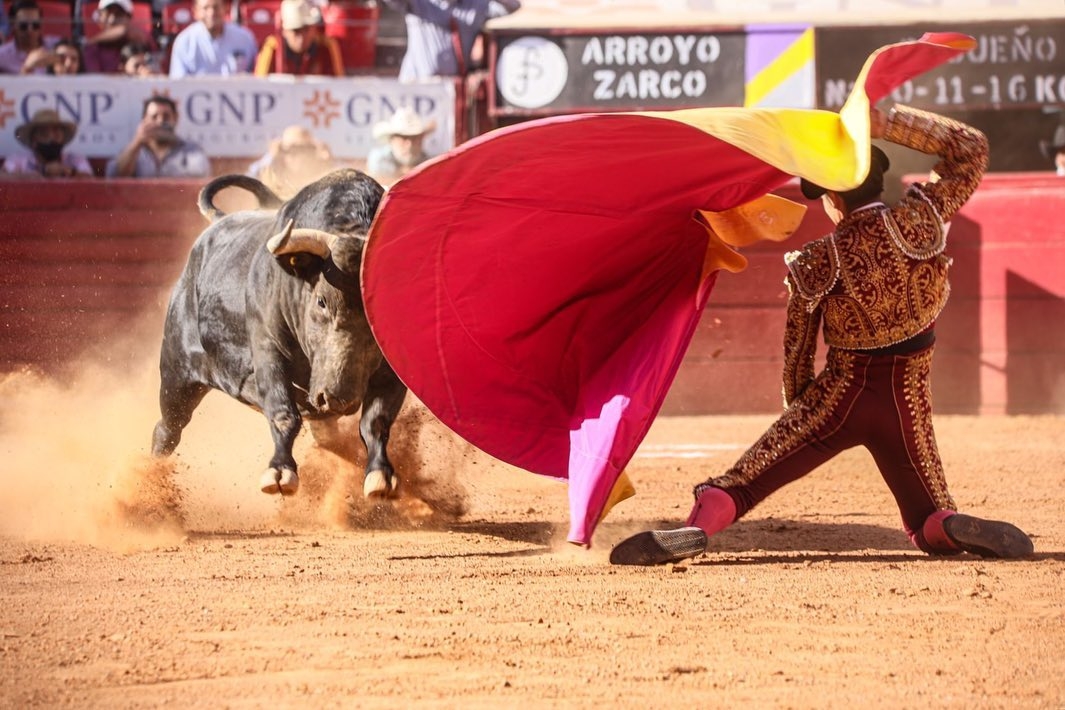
[700,343,958,553]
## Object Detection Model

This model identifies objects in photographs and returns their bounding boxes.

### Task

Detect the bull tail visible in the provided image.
[197,175,284,222]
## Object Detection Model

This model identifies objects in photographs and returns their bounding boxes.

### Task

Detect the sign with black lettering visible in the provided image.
[492,30,746,115]
[816,20,1065,110]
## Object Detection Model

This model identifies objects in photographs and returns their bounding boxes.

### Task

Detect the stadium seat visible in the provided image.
[38,0,74,39]
[161,0,196,36]
[239,0,281,47]
[322,1,379,71]
[80,0,153,41]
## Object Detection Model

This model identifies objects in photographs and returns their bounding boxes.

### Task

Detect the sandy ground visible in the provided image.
[0,359,1063,708]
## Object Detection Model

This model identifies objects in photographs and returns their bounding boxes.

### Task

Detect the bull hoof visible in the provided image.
[260,468,299,496]
[363,470,398,499]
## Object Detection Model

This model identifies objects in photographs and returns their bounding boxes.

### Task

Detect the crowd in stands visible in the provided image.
[1,0,522,183]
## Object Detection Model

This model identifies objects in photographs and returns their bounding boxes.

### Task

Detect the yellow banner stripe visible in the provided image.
[744,28,815,108]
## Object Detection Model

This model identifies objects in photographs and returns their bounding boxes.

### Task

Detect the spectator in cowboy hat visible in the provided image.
[253,0,343,77]
[3,108,93,178]
[366,107,436,185]
[1040,125,1065,176]
[246,124,337,198]
[82,0,157,74]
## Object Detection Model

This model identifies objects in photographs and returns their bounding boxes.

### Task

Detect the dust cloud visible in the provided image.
[0,327,477,553]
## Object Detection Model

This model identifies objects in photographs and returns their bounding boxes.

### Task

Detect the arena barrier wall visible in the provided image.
[1,173,1063,415]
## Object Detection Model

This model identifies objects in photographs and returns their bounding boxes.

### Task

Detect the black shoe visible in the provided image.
[609,527,707,566]
[943,513,1034,559]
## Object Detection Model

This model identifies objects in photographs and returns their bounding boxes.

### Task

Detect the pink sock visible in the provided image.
[686,486,737,536]
[921,509,960,552]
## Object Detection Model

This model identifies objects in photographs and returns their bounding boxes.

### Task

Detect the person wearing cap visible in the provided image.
[3,108,93,178]
[246,124,336,198]
[610,104,1034,566]
[105,95,210,177]
[383,0,520,82]
[168,0,257,78]
[365,107,435,185]
[82,0,157,74]
[0,0,61,74]
[253,0,342,77]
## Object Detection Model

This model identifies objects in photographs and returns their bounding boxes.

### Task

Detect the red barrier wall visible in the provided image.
[2,173,1063,415]
[0,179,208,370]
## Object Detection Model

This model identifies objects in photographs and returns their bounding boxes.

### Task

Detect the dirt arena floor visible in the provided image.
[1,360,1063,708]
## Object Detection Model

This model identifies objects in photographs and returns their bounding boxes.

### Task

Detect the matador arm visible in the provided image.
[882,104,990,223]
[781,273,823,409]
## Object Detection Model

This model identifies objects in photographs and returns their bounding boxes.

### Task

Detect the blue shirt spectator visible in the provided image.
[168,0,257,77]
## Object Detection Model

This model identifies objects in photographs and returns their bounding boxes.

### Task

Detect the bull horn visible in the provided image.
[267,222,340,258]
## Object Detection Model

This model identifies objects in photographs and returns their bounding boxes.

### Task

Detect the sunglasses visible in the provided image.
[18,20,42,30]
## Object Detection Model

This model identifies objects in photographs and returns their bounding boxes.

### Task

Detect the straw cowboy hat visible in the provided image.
[278,0,321,31]
[372,107,436,142]
[14,109,77,148]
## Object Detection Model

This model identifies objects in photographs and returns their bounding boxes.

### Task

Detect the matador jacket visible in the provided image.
[781,105,990,406]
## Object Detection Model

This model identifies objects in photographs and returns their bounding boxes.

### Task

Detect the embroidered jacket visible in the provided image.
[781,105,989,406]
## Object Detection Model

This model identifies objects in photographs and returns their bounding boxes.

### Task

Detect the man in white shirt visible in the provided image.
[168,0,258,77]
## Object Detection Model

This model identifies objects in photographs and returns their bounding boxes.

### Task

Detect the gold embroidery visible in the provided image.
[701,349,855,490]
[785,236,839,311]
[901,348,956,510]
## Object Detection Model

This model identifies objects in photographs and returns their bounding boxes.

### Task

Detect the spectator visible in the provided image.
[82,0,156,73]
[253,0,342,77]
[0,0,9,40]
[247,124,336,198]
[120,41,161,75]
[0,0,60,74]
[366,107,435,185]
[3,108,93,178]
[48,38,82,74]
[168,0,257,77]
[106,95,210,177]
[383,0,520,82]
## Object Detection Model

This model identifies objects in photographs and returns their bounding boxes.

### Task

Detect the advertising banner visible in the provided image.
[0,75,456,161]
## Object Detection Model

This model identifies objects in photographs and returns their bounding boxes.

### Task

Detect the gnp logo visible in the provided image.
[5,90,116,126]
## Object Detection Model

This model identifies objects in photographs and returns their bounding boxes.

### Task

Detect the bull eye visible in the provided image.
[316,296,327,310]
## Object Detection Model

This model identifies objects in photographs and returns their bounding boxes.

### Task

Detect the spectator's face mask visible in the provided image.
[33,126,66,162]
[36,141,64,162]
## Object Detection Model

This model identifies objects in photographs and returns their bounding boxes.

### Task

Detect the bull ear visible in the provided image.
[276,251,324,280]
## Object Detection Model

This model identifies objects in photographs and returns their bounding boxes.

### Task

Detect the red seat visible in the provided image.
[322,1,378,71]
[38,0,74,39]
[81,0,153,41]
[161,0,196,36]
[239,0,281,47]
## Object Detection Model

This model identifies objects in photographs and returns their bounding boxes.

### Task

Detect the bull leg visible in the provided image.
[258,361,303,496]
[152,381,209,457]
[359,359,408,498]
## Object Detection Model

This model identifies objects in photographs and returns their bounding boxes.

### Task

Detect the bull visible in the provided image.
[151,169,406,499]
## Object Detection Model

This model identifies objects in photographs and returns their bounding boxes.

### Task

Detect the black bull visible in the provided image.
[151,169,407,498]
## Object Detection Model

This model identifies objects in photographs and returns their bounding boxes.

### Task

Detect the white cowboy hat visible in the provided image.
[372,107,436,142]
[278,0,320,31]
[14,109,77,148]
